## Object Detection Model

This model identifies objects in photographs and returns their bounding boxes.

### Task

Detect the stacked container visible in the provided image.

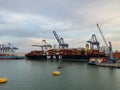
[71,49,77,55]
[66,49,72,55]
[86,50,93,55]
[113,52,120,59]
[99,52,105,56]
[48,49,56,55]
[27,51,44,56]
[77,48,85,55]
[92,49,99,55]
[59,49,67,55]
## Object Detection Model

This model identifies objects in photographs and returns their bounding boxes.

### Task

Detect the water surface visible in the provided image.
[0,59,120,90]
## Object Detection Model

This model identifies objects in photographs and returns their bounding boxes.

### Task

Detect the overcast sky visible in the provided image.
[0,0,120,52]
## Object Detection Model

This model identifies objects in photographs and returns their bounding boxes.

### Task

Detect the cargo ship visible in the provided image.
[0,43,24,59]
[25,32,108,61]
[25,51,47,60]
[25,46,107,61]
[25,25,117,62]
[0,54,24,59]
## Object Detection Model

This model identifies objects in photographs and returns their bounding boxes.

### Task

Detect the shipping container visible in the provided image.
[99,52,105,55]
[86,50,93,55]
[113,52,120,59]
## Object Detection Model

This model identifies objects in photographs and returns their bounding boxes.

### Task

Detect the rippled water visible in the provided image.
[0,59,120,90]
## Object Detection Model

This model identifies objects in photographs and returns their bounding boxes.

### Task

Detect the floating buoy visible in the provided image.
[0,78,8,83]
[53,71,60,76]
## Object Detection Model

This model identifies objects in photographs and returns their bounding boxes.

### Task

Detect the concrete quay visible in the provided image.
[97,63,120,68]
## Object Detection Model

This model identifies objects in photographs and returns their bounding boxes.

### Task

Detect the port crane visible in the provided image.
[53,31,69,49]
[97,24,116,62]
[0,43,18,54]
[87,34,100,50]
[32,39,52,51]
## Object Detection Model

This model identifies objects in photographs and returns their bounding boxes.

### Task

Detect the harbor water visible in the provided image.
[0,59,120,90]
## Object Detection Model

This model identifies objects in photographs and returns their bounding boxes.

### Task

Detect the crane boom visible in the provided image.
[97,24,116,62]
[53,31,62,44]
[53,31,69,49]
[97,24,108,47]
[32,39,52,51]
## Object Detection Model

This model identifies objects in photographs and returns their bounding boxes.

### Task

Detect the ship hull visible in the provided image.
[25,55,47,60]
[25,55,104,61]
[25,54,107,61]
[0,56,25,59]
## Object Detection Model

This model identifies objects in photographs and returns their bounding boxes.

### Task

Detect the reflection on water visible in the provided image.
[0,59,120,90]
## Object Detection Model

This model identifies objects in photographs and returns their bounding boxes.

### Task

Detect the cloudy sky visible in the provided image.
[0,0,120,53]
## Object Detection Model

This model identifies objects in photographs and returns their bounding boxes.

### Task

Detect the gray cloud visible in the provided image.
[0,0,120,52]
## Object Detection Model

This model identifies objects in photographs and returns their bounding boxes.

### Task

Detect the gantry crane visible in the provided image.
[32,39,52,51]
[87,34,100,50]
[97,24,116,62]
[0,43,18,54]
[53,31,69,49]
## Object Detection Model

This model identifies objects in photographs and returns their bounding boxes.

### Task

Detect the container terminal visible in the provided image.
[25,24,120,64]
[0,43,24,59]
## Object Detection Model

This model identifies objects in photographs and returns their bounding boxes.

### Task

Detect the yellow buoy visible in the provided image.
[0,78,8,83]
[53,71,60,76]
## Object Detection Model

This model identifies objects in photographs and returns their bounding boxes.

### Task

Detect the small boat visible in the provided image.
[88,57,98,65]
[88,57,108,65]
